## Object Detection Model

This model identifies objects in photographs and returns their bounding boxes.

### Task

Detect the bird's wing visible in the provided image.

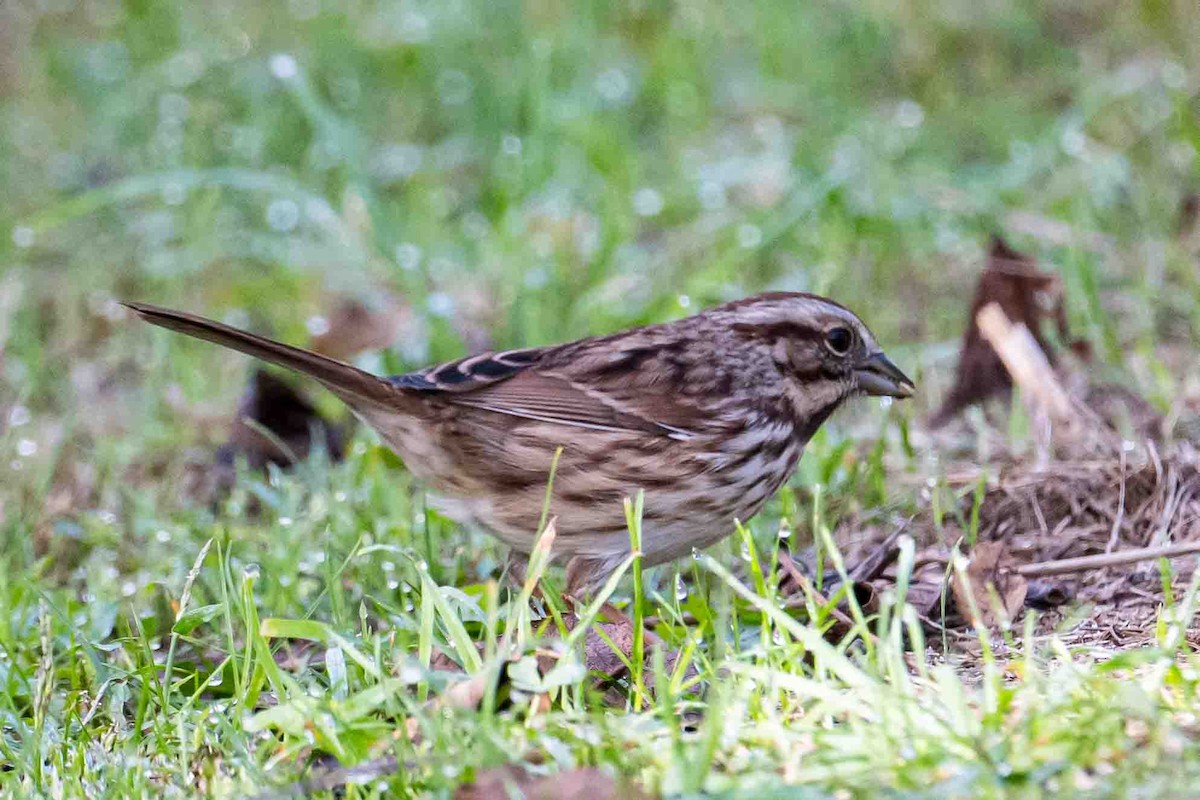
[389,344,706,439]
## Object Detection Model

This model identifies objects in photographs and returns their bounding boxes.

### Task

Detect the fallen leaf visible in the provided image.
[931,235,1078,426]
[455,766,648,800]
[309,295,407,361]
[216,368,346,476]
[951,541,1027,628]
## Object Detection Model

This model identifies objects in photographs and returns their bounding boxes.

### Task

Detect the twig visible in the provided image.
[1105,447,1128,554]
[1017,541,1200,578]
[778,550,878,646]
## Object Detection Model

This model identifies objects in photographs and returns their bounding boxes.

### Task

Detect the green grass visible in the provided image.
[3,0,1200,796]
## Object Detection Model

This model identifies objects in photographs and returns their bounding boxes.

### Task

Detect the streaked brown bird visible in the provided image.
[125,293,914,593]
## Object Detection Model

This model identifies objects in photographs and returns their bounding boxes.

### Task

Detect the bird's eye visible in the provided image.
[824,326,854,356]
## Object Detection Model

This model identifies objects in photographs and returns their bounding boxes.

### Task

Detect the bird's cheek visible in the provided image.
[770,338,791,367]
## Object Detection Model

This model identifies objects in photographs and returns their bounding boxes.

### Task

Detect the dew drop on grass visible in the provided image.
[778,521,792,540]
[266,198,300,232]
[399,663,423,683]
[155,529,171,543]
[121,581,136,597]
[207,671,224,688]
[674,574,688,601]
[305,315,330,337]
[740,541,752,562]
[278,516,293,527]
[269,53,298,80]
[16,439,37,457]
[691,547,701,560]
[8,405,30,427]
[242,563,261,581]
[737,223,762,249]
[11,226,34,248]
[386,578,400,590]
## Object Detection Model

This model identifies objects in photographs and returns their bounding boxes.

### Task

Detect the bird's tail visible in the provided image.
[123,301,402,408]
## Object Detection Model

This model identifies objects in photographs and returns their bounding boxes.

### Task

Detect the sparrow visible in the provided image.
[125,292,914,593]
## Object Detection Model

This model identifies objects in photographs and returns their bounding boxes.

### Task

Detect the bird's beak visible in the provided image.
[854,351,915,398]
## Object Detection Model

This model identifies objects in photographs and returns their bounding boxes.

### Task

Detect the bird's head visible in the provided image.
[719,292,915,401]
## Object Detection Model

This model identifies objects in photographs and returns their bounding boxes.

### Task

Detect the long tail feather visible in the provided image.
[123,301,400,407]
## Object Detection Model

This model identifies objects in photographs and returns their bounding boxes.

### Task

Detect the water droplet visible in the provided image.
[698,180,726,211]
[207,671,224,687]
[894,99,924,129]
[595,67,631,104]
[740,541,753,562]
[266,198,300,232]
[674,574,688,601]
[305,315,330,337]
[269,53,298,80]
[386,578,400,590]
[1163,61,1188,90]
[399,663,422,683]
[155,529,172,543]
[7,405,30,427]
[1060,127,1087,157]
[394,243,421,271]
[426,292,454,318]
[278,516,293,527]
[736,223,762,250]
[677,294,691,309]
[879,396,894,410]
[415,559,428,572]
[691,548,701,560]
[334,491,347,502]
[371,143,423,182]
[501,134,522,156]
[632,187,664,217]
[242,563,261,581]
[777,522,792,540]
[16,439,37,457]
[772,628,784,645]
[121,581,136,597]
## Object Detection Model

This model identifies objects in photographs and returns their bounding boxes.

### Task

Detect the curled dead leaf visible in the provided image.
[455,766,649,800]
[932,236,1079,426]
[951,541,1027,628]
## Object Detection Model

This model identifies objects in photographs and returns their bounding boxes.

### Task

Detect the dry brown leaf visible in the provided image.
[932,236,1078,426]
[952,541,1027,628]
[309,295,408,361]
[455,766,649,800]
[215,369,346,479]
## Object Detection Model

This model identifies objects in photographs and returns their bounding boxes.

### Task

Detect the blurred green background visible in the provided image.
[4,0,1199,404]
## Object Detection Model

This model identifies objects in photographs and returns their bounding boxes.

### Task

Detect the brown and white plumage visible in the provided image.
[125,292,913,591]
